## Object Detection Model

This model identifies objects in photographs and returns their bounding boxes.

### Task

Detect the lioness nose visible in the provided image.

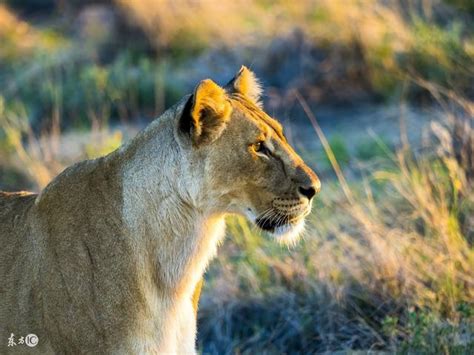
[298,186,316,200]
[294,165,321,200]
[298,174,321,200]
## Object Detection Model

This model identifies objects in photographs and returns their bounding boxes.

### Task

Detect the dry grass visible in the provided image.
[0,4,38,58]
[116,0,473,99]
[116,0,412,47]
[0,97,122,190]
[0,4,66,60]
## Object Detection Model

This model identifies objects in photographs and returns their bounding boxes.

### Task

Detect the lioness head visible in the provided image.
[176,66,320,244]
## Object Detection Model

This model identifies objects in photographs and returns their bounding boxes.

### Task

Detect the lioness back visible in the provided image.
[0,192,38,271]
[0,191,38,270]
[0,191,48,352]
[0,191,36,213]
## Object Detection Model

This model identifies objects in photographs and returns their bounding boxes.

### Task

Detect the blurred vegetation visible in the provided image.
[0,0,473,353]
[355,136,392,161]
[116,0,473,100]
[0,0,472,132]
[325,135,351,167]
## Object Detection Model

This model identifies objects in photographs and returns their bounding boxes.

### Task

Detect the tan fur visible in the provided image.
[0,67,320,354]
[230,66,262,107]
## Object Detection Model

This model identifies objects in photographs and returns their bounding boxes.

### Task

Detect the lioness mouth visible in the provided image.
[255,214,302,233]
[256,216,285,232]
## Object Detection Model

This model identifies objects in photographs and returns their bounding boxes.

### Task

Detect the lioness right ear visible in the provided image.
[179,79,232,146]
[226,66,262,107]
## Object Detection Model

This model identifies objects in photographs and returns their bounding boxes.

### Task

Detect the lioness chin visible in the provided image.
[0,66,320,354]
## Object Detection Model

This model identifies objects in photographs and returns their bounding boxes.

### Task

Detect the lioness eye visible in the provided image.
[254,141,270,155]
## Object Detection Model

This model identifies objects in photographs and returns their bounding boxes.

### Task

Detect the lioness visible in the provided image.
[0,67,320,354]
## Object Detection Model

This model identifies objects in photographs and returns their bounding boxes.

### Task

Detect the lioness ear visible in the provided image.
[226,65,262,107]
[180,79,232,146]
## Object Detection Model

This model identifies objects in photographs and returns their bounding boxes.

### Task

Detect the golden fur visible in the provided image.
[0,67,320,354]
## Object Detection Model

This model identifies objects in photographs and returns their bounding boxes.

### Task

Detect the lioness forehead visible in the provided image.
[229,94,286,142]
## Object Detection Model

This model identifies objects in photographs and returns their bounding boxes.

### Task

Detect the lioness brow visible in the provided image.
[230,95,286,142]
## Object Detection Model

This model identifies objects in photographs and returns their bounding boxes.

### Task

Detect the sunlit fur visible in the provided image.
[274,219,306,246]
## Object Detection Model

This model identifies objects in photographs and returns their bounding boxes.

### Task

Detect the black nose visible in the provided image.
[298,186,316,200]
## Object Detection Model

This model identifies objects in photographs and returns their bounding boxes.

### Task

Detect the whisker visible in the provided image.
[250,207,274,233]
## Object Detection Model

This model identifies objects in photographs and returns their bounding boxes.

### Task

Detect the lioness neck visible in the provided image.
[119,104,226,296]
